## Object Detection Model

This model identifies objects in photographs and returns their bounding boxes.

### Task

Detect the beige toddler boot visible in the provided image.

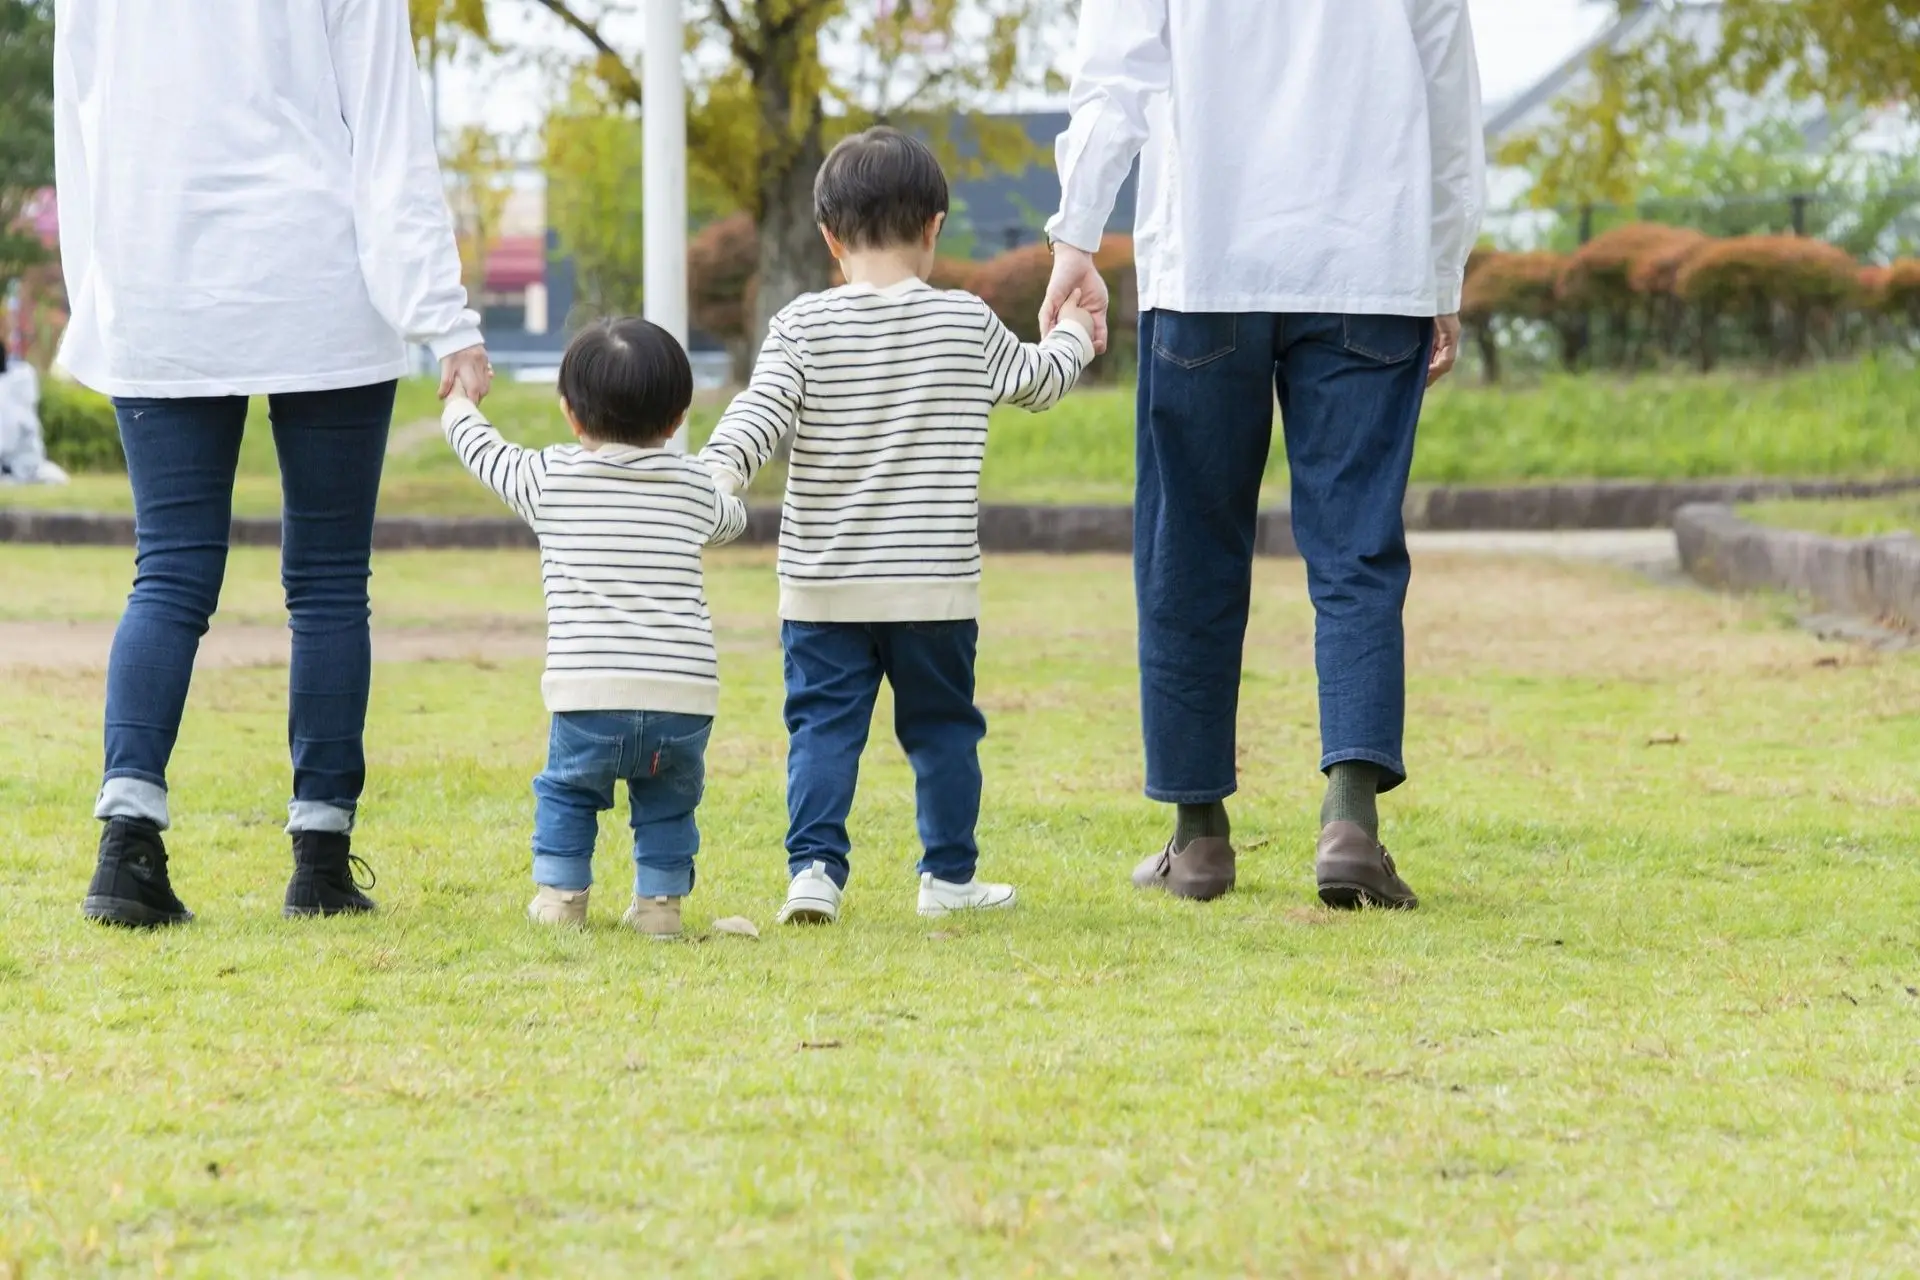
[622,895,683,940]
[528,885,590,927]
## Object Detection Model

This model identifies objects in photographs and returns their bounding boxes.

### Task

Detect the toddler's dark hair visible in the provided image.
[557,317,693,446]
[813,126,949,250]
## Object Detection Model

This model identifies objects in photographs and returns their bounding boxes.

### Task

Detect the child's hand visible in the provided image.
[1057,289,1095,339]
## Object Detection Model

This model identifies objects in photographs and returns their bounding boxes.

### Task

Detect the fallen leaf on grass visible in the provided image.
[1646,731,1684,747]
[800,1039,842,1051]
[711,916,760,939]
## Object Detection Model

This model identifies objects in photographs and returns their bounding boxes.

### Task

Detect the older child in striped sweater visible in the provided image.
[701,127,1096,925]
[445,318,746,938]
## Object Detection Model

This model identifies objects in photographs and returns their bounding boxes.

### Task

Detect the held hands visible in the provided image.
[1038,244,1110,354]
[1428,315,1461,388]
[439,345,494,404]
[1056,289,1096,343]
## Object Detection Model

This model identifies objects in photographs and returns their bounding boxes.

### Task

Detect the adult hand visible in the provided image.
[439,345,494,402]
[1039,244,1110,354]
[1428,314,1461,387]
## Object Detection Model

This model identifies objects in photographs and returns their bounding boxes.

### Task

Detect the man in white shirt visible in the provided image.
[56,0,491,927]
[1041,0,1485,908]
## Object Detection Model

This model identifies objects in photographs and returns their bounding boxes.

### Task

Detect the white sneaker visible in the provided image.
[776,861,842,925]
[528,885,590,927]
[917,872,1016,918]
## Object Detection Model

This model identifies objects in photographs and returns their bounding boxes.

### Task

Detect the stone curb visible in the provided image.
[0,504,1291,557]
[1674,504,1920,631]
[1407,477,1920,531]
[6,477,1917,555]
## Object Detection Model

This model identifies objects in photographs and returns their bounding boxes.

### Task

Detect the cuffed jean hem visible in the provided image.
[1319,748,1408,793]
[532,853,593,892]
[96,776,170,830]
[286,800,356,835]
[1143,781,1240,805]
[787,853,852,890]
[917,855,981,884]
[633,865,695,899]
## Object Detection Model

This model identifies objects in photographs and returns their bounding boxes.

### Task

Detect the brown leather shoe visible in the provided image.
[1131,838,1236,901]
[1315,821,1418,910]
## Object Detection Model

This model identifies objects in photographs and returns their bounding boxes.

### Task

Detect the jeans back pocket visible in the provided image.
[1341,315,1426,365]
[1152,312,1239,370]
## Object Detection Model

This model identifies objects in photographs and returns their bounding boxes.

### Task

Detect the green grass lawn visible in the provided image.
[1743,495,1920,539]
[10,356,1920,518]
[4,545,1920,1274]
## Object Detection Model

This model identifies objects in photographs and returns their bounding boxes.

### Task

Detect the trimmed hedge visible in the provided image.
[1467,226,1919,378]
[40,378,123,473]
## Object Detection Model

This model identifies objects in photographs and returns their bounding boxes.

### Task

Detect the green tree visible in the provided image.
[450,0,1064,341]
[0,0,54,292]
[1504,0,1920,210]
[544,73,739,323]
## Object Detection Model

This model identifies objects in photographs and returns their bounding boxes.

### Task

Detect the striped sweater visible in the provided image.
[443,398,747,716]
[700,279,1094,622]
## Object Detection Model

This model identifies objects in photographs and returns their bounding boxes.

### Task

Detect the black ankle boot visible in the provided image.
[283,831,378,918]
[84,819,194,927]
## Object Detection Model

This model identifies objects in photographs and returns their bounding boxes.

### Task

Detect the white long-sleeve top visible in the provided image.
[53,0,481,398]
[701,280,1093,623]
[443,399,748,717]
[1048,0,1486,317]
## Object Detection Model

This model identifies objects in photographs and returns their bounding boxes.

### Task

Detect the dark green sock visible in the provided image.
[1321,763,1381,841]
[1173,801,1231,851]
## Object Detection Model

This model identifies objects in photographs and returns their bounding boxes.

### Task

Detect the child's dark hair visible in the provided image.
[557,317,693,446]
[813,126,949,250]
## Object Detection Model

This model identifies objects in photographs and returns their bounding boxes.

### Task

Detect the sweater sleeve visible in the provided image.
[1046,0,1170,252]
[1412,0,1486,314]
[708,484,749,548]
[442,397,545,522]
[699,315,804,493]
[324,0,483,358]
[983,307,1095,411]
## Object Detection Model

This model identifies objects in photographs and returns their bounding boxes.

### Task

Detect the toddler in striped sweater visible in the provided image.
[445,318,746,938]
[701,126,1096,926]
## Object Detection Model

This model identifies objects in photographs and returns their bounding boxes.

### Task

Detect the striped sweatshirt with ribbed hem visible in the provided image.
[699,279,1094,623]
[443,398,747,716]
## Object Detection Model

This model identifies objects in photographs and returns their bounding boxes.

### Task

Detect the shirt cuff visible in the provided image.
[1044,210,1106,255]
[428,326,486,362]
[1050,315,1097,364]
[441,396,482,429]
[699,455,746,496]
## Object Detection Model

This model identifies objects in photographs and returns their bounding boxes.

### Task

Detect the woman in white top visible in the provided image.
[55,0,492,927]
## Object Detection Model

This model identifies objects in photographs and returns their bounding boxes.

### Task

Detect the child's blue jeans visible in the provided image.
[531,710,713,898]
[782,620,985,889]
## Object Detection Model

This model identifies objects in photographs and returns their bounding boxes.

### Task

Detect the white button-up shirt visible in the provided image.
[53,0,480,398]
[1048,0,1487,317]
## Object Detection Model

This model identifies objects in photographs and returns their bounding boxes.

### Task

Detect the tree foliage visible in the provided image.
[0,0,54,290]
[1504,0,1920,210]
[442,125,515,313]
[441,0,1067,338]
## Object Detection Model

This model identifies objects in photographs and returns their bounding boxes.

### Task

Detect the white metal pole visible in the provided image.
[643,0,690,452]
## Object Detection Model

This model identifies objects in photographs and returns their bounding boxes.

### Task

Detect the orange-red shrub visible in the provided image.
[1675,235,1862,313]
